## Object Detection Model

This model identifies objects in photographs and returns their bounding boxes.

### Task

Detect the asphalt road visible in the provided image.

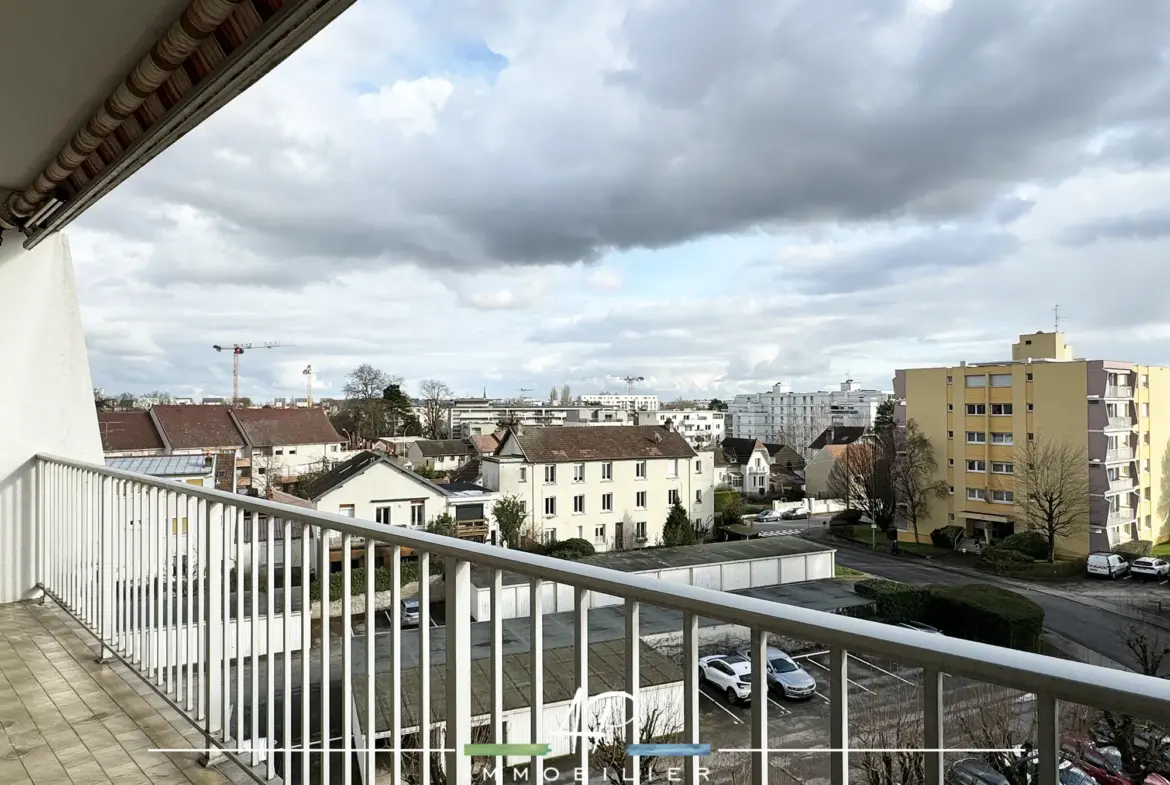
[833,547,1154,669]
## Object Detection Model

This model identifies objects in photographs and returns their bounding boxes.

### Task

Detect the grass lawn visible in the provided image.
[1154,542,1170,558]
[835,565,866,577]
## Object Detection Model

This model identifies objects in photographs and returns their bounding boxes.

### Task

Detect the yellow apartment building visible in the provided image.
[894,332,1170,557]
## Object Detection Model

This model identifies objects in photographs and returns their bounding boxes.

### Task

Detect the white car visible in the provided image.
[1130,557,1170,580]
[755,510,784,522]
[698,654,753,705]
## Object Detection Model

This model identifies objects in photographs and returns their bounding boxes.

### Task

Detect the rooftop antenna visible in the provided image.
[1053,304,1063,333]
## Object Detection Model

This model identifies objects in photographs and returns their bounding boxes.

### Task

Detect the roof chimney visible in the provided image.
[513,422,523,436]
[663,417,674,433]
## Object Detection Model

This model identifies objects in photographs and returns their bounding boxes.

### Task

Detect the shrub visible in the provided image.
[830,509,863,526]
[979,544,1035,573]
[998,530,1049,561]
[309,561,421,601]
[929,525,966,550]
[1113,540,1153,560]
[925,584,1044,651]
[853,579,930,624]
[545,538,596,560]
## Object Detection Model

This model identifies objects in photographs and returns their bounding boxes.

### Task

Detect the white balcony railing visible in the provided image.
[32,454,1170,785]
[1105,416,1134,430]
[1107,509,1137,527]
[1105,385,1133,398]
[1105,447,1135,462]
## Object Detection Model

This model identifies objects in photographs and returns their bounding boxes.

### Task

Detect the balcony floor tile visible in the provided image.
[0,602,235,785]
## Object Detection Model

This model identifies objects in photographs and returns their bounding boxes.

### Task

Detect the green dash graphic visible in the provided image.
[464,743,551,757]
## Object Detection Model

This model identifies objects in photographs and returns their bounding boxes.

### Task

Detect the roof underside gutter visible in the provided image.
[9,0,358,247]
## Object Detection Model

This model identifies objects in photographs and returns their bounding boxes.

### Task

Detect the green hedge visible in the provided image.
[1113,540,1153,560]
[854,579,1044,651]
[980,544,1034,572]
[926,584,1044,651]
[310,561,421,602]
[830,509,863,526]
[929,525,965,549]
[999,531,1049,561]
[544,538,596,560]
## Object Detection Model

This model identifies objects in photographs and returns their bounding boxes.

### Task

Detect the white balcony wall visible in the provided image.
[130,613,305,669]
[0,231,101,603]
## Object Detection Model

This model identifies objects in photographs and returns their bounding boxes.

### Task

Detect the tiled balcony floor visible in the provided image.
[0,601,249,785]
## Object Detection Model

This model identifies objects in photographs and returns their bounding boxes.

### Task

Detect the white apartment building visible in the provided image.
[481,425,715,550]
[635,410,725,448]
[578,393,660,412]
[729,379,890,454]
[446,398,629,438]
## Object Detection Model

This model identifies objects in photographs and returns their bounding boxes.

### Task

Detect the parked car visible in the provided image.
[698,654,753,705]
[1086,553,1130,579]
[781,507,810,520]
[898,621,944,635]
[735,646,817,700]
[1130,557,1170,580]
[1099,747,1170,784]
[401,598,421,626]
[755,510,784,522]
[1062,734,1170,785]
[946,758,1011,785]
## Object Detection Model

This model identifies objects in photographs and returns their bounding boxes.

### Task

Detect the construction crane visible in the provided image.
[303,365,313,406]
[615,375,644,395]
[212,342,293,404]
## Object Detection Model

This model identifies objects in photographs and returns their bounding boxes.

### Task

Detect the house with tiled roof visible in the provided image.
[804,444,853,499]
[481,424,715,549]
[406,438,477,473]
[96,404,345,493]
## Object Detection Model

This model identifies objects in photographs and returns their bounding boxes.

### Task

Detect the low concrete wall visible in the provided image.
[309,576,440,620]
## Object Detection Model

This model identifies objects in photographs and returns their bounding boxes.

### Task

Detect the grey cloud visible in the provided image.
[1059,210,1170,247]
[989,197,1036,225]
[83,0,1170,281]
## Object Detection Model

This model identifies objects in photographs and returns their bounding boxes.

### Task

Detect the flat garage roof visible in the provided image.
[353,639,681,736]
[369,580,871,673]
[471,536,834,588]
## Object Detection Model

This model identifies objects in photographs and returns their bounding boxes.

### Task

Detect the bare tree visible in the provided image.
[549,385,558,405]
[560,384,572,405]
[419,379,453,440]
[588,689,683,785]
[1095,623,1170,785]
[953,683,1036,785]
[853,683,925,785]
[397,718,493,784]
[827,437,898,531]
[1014,435,1091,562]
[892,420,949,544]
[342,364,398,441]
[344,363,392,399]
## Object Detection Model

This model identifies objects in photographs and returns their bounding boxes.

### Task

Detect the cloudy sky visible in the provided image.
[71,0,1170,404]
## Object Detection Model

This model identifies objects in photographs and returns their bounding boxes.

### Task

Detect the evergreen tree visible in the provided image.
[874,399,896,434]
[661,502,696,547]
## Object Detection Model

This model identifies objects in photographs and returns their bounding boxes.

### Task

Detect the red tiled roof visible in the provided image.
[97,411,164,452]
[507,425,695,462]
[232,407,342,447]
[469,434,500,454]
[150,405,244,450]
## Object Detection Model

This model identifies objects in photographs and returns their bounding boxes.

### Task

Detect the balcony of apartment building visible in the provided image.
[1089,365,1137,400]
[1088,400,1137,433]
[1089,430,1137,465]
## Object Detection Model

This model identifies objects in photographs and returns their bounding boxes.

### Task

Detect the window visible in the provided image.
[695,460,702,474]
[991,403,1013,416]
[947,458,954,466]
[695,489,702,503]
[1142,374,1149,387]
[573,463,585,482]
[636,491,647,509]
[991,462,1014,474]
[966,460,985,472]
[1144,488,1151,501]
[635,461,647,479]
[668,459,678,478]
[411,502,425,527]
[668,489,680,505]
[544,497,557,516]
[1027,432,1034,441]
[966,432,986,444]
[965,375,986,388]
[1026,372,1033,381]
[947,430,954,439]
[966,404,986,415]
[375,506,392,525]
[519,467,528,483]
[288,448,297,455]
[602,462,613,480]
[1142,403,1150,416]
[947,403,953,411]
[573,495,585,514]
[990,374,1012,388]
[594,525,606,544]
[966,488,985,501]
[544,465,557,483]
[991,432,1013,445]
[543,529,557,545]
[331,444,340,452]
[948,486,954,494]
[946,375,953,383]
[602,493,613,512]
[340,504,356,517]
[1144,459,1151,472]
[635,521,648,540]
[991,489,1014,503]
[519,500,527,515]
[1027,403,1033,412]
[275,448,283,455]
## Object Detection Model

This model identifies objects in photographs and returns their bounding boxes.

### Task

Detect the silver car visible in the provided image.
[737,646,817,699]
[401,598,421,627]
